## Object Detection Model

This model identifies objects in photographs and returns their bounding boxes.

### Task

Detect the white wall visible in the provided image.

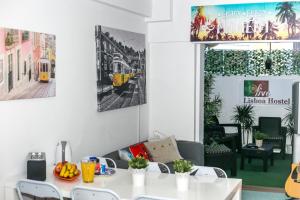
[148,0,292,142]
[149,42,196,141]
[213,75,300,125]
[92,0,152,17]
[0,0,148,198]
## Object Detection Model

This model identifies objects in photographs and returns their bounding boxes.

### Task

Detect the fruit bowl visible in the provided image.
[53,162,81,182]
[53,169,81,181]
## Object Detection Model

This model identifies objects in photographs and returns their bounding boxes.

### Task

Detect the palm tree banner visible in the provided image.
[191,2,300,42]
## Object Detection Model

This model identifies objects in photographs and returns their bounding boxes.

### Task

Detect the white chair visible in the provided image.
[83,156,117,168]
[191,166,227,178]
[71,186,120,200]
[134,195,176,200]
[147,162,170,174]
[213,167,227,178]
[100,157,117,169]
[17,179,63,200]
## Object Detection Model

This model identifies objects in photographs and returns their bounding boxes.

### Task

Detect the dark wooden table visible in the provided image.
[240,143,274,172]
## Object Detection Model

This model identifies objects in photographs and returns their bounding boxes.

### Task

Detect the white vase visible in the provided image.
[256,140,263,147]
[132,168,146,187]
[175,172,190,191]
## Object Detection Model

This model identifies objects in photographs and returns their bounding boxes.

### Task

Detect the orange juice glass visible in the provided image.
[81,160,96,183]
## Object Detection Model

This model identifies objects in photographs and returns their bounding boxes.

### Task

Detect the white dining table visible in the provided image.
[5,166,242,200]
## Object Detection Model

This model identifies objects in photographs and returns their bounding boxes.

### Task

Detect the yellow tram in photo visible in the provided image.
[38,58,51,82]
[111,53,134,88]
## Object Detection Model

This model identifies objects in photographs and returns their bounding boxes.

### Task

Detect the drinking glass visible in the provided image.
[81,159,96,183]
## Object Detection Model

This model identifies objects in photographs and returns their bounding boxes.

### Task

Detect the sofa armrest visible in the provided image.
[176,140,204,166]
[104,150,120,161]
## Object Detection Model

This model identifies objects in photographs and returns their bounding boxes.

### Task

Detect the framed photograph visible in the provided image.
[0,27,56,100]
[95,26,146,112]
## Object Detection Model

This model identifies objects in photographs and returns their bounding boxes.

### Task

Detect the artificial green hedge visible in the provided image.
[205,49,300,76]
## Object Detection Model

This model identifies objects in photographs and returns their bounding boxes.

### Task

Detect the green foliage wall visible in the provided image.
[205,49,300,76]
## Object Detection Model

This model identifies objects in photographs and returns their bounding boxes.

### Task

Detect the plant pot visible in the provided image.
[131,168,146,187]
[256,140,263,147]
[175,172,190,191]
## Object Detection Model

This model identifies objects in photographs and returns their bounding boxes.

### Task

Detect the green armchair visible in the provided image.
[252,117,287,159]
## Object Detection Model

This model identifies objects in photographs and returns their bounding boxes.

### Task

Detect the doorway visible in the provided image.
[201,42,297,188]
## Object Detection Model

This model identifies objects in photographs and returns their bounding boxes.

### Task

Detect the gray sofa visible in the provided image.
[104,140,204,173]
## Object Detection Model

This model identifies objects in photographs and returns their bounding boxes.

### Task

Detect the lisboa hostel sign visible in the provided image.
[244,80,290,105]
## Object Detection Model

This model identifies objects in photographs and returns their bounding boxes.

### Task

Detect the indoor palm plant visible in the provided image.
[128,156,148,187]
[232,104,255,144]
[204,74,222,126]
[173,159,193,191]
[283,106,295,152]
[254,131,267,147]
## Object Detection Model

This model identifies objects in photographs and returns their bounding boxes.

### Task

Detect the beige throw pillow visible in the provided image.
[144,136,182,163]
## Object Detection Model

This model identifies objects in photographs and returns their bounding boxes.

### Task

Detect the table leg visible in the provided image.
[263,156,268,172]
[232,183,242,200]
[271,153,274,166]
[241,154,244,170]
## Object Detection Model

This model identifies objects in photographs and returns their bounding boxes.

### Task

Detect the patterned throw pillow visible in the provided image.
[129,143,152,161]
[144,136,182,163]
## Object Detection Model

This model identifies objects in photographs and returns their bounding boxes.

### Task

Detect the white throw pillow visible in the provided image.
[118,149,133,161]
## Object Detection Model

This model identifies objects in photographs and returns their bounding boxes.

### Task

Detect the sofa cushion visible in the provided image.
[118,149,133,161]
[144,136,182,163]
[129,143,152,160]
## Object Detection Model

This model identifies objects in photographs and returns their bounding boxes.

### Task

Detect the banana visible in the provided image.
[59,165,67,177]
[67,163,72,170]
[63,170,69,178]
[70,165,76,174]
[69,173,74,178]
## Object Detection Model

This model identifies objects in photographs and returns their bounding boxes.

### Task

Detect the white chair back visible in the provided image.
[83,156,117,168]
[213,167,227,178]
[191,166,227,178]
[147,162,170,174]
[71,186,120,200]
[134,195,176,200]
[100,157,117,169]
[17,179,63,200]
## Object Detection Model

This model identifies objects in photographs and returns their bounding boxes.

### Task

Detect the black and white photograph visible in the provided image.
[95,25,146,112]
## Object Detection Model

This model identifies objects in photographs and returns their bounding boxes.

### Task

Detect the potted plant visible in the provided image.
[254,131,267,147]
[128,156,148,187]
[204,74,222,126]
[232,104,255,144]
[173,159,193,191]
[283,106,295,153]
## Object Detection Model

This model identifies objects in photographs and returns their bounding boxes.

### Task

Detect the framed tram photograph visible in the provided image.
[95,25,146,112]
[0,27,56,101]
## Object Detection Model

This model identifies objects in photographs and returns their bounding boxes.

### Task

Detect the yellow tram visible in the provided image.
[38,58,51,82]
[111,53,134,88]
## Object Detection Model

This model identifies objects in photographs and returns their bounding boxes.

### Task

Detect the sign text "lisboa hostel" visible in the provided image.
[244,80,290,105]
